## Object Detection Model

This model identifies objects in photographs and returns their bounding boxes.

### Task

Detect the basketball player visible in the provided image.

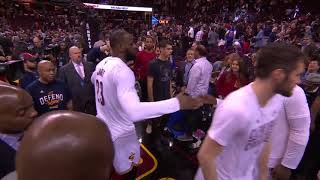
[16,111,114,180]
[268,85,310,180]
[196,43,305,180]
[91,29,203,177]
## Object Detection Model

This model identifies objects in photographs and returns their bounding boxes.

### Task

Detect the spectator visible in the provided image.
[56,41,69,68]
[216,56,248,98]
[147,39,173,133]
[26,60,72,116]
[208,27,219,49]
[19,53,38,89]
[87,43,110,66]
[135,36,156,102]
[301,73,320,107]
[184,45,212,141]
[31,36,45,59]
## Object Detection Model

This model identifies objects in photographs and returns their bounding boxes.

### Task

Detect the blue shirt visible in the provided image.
[20,71,38,89]
[26,80,71,115]
[183,60,195,86]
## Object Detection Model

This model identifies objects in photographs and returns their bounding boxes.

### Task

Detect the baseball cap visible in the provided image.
[20,53,37,62]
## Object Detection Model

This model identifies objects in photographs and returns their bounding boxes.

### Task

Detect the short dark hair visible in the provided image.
[195,45,208,57]
[109,29,129,49]
[158,39,171,48]
[255,43,305,79]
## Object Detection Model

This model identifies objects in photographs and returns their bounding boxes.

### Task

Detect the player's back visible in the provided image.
[92,57,136,141]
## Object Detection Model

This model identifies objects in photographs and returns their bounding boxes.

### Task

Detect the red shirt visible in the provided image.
[216,72,248,98]
[134,50,156,80]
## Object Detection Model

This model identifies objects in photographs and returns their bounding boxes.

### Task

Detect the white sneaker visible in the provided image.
[146,123,152,134]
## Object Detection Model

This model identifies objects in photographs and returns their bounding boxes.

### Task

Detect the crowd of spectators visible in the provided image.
[1,0,320,178]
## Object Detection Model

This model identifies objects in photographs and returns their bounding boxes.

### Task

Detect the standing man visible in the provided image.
[147,40,173,102]
[59,46,96,115]
[184,45,213,140]
[147,40,173,133]
[183,49,196,88]
[19,53,38,89]
[196,43,305,180]
[135,36,156,102]
[0,84,38,178]
[91,29,203,178]
[26,61,72,116]
[268,85,310,180]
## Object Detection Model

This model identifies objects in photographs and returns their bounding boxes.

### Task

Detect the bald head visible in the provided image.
[17,111,114,180]
[38,60,56,84]
[69,46,82,64]
[0,84,37,134]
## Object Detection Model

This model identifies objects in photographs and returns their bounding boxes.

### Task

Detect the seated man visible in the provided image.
[16,111,114,180]
[0,84,38,179]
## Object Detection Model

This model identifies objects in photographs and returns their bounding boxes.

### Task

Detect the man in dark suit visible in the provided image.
[59,46,96,115]
[0,84,38,179]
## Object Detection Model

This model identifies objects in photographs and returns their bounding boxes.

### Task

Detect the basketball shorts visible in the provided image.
[113,131,140,174]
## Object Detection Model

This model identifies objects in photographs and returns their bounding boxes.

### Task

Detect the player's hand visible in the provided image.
[6,56,12,61]
[0,56,6,61]
[271,164,291,180]
[199,94,217,105]
[176,93,203,110]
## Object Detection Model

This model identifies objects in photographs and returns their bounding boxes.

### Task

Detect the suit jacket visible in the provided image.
[58,61,96,115]
[0,139,15,179]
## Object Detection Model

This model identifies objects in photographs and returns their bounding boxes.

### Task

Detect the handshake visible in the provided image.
[176,92,218,110]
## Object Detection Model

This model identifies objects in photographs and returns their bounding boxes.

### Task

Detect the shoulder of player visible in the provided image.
[292,85,306,97]
[222,86,254,111]
[283,85,308,108]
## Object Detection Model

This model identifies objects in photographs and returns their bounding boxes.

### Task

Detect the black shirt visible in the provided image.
[148,59,172,101]
[26,80,71,115]
[0,139,15,179]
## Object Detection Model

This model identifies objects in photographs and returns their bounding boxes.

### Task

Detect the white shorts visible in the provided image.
[113,131,140,174]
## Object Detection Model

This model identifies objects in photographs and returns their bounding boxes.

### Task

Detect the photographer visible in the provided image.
[56,42,69,68]
[30,36,45,59]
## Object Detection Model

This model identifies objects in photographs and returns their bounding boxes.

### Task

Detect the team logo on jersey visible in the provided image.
[244,120,275,151]
[39,91,64,107]
[129,152,135,162]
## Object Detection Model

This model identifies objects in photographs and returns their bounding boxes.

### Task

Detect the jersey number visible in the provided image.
[96,80,105,106]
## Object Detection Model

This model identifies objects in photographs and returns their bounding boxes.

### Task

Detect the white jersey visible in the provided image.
[91,57,180,141]
[268,85,310,169]
[195,83,283,180]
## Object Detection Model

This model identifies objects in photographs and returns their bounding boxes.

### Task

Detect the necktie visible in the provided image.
[76,64,84,79]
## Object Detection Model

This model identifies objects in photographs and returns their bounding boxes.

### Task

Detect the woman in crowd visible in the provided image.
[215,55,248,98]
